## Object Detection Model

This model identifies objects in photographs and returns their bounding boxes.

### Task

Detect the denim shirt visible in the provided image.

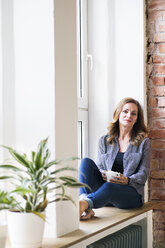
[96,135,151,202]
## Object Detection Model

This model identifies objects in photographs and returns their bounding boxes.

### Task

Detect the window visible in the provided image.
[77,0,89,159]
[0,0,55,236]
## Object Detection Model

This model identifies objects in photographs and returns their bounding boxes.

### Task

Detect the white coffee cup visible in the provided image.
[106,170,120,181]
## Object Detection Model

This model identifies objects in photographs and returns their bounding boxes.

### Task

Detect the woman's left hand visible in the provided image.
[110,173,129,185]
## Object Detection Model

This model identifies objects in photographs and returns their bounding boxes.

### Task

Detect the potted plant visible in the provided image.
[0,138,88,248]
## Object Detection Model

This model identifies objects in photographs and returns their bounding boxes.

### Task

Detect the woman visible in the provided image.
[79,97,151,220]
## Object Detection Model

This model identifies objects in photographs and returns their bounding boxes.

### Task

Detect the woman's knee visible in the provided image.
[80,157,96,169]
[79,158,99,181]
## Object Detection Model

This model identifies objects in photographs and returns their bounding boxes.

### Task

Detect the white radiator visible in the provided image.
[87,225,142,248]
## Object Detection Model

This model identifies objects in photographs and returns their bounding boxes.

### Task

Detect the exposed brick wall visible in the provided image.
[146,0,165,246]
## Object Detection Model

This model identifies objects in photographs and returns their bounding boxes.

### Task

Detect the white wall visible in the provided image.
[0,0,3,163]
[54,0,79,237]
[115,0,144,103]
[88,0,145,160]
[1,0,16,155]
[0,1,5,209]
[13,0,55,153]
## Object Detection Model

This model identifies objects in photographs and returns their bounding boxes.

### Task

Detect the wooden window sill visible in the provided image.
[6,201,163,248]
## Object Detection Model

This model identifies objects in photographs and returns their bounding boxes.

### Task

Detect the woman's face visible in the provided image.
[119,103,138,129]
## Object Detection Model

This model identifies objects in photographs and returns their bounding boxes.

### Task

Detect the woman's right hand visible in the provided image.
[101,171,107,181]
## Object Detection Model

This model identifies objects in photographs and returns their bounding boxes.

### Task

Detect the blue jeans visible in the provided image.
[79,158,142,209]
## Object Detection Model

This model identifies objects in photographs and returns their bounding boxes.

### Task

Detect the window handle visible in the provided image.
[87,53,93,71]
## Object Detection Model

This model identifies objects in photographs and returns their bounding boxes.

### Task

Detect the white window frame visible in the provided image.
[78,110,88,159]
[77,0,89,158]
[77,0,88,109]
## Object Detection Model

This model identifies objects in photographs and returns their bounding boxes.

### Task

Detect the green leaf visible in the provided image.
[32,211,46,221]
[42,149,51,166]
[46,159,62,168]
[0,164,23,172]
[34,199,48,212]
[0,190,18,210]
[31,151,36,162]
[66,182,90,187]
[63,156,79,161]
[59,176,78,182]
[12,187,35,195]
[51,166,77,175]
[1,146,31,168]
[35,138,48,169]
[0,176,13,180]
[25,201,33,211]
[52,194,76,205]
[62,195,76,205]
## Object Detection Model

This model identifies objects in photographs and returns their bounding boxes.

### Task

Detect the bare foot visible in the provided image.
[79,200,88,217]
[80,209,95,220]
[79,200,95,220]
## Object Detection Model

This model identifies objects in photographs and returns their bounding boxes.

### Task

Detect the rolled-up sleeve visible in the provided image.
[96,136,106,172]
[129,138,151,185]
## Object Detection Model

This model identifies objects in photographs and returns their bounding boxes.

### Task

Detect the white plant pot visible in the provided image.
[7,211,45,248]
[0,224,8,248]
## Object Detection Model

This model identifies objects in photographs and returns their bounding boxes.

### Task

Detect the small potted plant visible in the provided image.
[0,138,88,248]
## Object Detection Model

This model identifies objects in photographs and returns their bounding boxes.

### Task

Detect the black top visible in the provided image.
[112,152,124,174]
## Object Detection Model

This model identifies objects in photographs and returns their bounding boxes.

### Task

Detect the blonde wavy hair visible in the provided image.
[107,98,148,146]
